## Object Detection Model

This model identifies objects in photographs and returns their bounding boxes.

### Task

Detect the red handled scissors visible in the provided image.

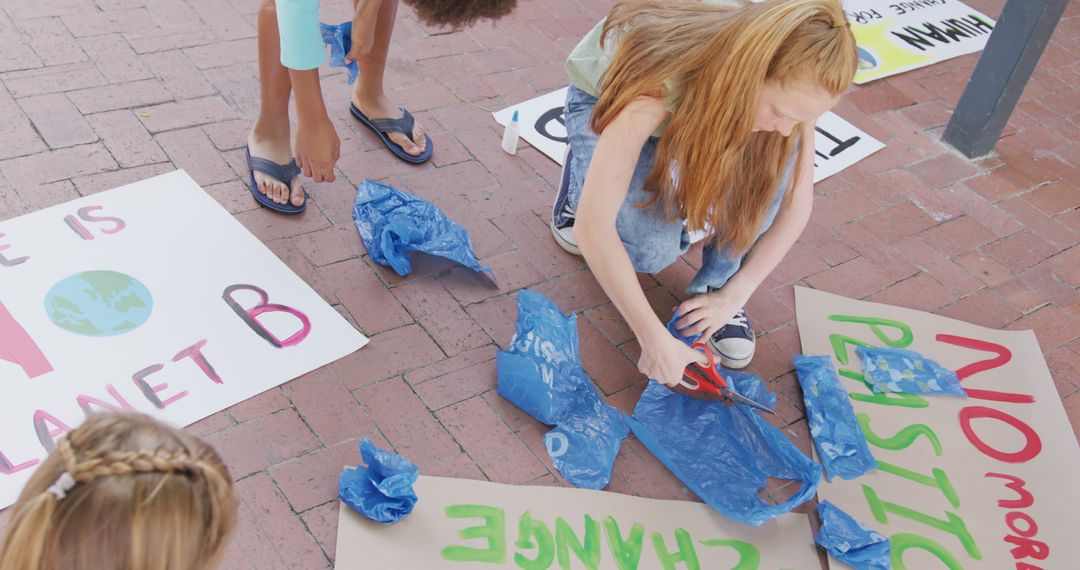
[673,342,776,414]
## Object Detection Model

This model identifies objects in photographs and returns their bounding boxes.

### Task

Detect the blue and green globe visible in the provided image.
[44,270,154,337]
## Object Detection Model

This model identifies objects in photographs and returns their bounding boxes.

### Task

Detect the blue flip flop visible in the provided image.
[349,103,433,164]
[245,146,306,215]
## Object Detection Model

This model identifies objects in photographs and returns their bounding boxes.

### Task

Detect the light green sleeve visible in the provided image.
[276,0,327,70]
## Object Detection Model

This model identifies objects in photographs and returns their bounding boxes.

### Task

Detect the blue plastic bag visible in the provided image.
[496,290,628,489]
[338,438,418,525]
[353,179,492,277]
[815,501,891,570]
[795,355,876,481]
[319,21,359,85]
[628,375,820,526]
[856,346,966,397]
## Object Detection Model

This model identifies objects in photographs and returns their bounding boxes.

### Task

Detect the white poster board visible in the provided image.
[0,171,367,508]
[335,475,820,569]
[843,0,996,84]
[795,287,1080,570]
[493,88,882,183]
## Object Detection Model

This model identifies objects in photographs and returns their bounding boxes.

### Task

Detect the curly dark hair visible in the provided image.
[402,0,518,27]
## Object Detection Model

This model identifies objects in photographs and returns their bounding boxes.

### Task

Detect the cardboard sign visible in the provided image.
[795,287,1080,570]
[493,88,882,184]
[844,0,996,84]
[335,475,820,569]
[0,171,367,508]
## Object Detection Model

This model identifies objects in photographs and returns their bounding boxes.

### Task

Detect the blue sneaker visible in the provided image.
[550,147,580,256]
[708,309,755,369]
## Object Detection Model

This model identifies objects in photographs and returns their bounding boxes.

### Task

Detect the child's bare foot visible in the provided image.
[351,94,427,157]
[247,130,304,207]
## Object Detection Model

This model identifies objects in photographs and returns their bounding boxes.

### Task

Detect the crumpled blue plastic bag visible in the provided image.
[319,21,359,84]
[795,355,876,481]
[815,501,891,570]
[628,375,820,526]
[353,179,492,277]
[496,290,628,489]
[338,438,418,524]
[856,346,966,397]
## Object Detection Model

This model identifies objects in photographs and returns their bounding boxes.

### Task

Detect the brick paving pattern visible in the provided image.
[1,0,1079,567]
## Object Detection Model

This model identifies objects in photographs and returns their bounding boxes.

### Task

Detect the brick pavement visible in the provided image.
[1,0,1079,567]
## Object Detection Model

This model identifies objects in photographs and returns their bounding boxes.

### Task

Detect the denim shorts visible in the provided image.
[563,84,796,294]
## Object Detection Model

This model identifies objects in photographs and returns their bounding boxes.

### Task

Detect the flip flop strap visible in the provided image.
[248,155,301,185]
[367,107,415,137]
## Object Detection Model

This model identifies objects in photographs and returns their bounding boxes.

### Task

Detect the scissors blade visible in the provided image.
[725,390,776,415]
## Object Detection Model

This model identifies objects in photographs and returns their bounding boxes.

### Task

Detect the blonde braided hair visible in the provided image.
[1,412,237,570]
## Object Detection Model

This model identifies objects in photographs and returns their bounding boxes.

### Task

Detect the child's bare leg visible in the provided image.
[352,0,427,156]
[249,0,304,206]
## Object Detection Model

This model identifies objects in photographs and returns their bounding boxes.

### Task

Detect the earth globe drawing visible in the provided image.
[44,270,154,337]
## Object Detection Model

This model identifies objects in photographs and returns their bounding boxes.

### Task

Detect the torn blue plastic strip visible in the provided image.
[628,375,820,526]
[352,179,493,277]
[319,21,359,84]
[496,290,628,489]
[856,346,966,397]
[338,438,418,525]
[815,501,891,570]
[794,355,876,481]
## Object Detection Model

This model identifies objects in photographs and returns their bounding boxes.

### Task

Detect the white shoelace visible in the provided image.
[561,203,576,219]
[726,311,749,329]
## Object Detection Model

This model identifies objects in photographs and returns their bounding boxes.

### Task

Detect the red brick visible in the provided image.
[412,357,498,410]
[79,33,153,82]
[0,90,46,160]
[1018,264,1080,308]
[1047,246,1080,287]
[270,441,360,512]
[899,99,953,129]
[205,409,320,477]
[155,127,235,185]
[286,366,375,446]
[797,220,858,267]
[848,80,916,115]
[62,7,157,37]
[1046,347,1080,399]
[457,126,538,185]
[1065,393,1080,444]
[137,95,237,133]
[186,0,257,41]
[994,277,1048,315]
[982,230,1058,273]
[869,272,958,313]
[185,410,234,437]
[939,289,1022,329]
[442,249,545,305]
[847,201,940,242]
[491,210,585,277]
[804,256,895,300]
[936,183,1023,238]
[332,325,444,390]
[919,216,997,257]
[1023,182,1080,216]
[319,258,411,335]
[424,450,487,480]
[15,180,81,210]
[908,154,981,190]
[433,193,514,260]
[196,178,256,214]
[87,110,167,167]
[221,473,328,570]
[0,143,116,187]
[227,387,290,423]
[72,162,174,195]
[610,439,691,501]
[264,237,338,306]
[144,49,216,99]
[833,221,918,285]
[354,377,459,464]
[466,293,519,350]
[67,78,173,114]
[437,396,548,484]
[291,224,362,268]
[765,372,807,428]
[578,317,642,395]
[746,324,799,381]
[126,29,218,54]
[482,388,542,433]
[300,501,340,565]
[531,270,608,314]
[766,242,830,286]
[1006,305,1080,352]
[17,93,96,149]
[202,118,248,151]
[6,0,97,20]
[584,302,636,347]
[811,186,879,227]
[393,277,491,355]
[955,251,1013,287]
[966,168,1031,202]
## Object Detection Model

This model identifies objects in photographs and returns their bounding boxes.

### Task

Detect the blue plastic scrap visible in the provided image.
[628,375,820,526]
[338,438,419,525]
[353,179,492,277]
[496,290,628,489]
[794,355,876,481]
[319,21,359,84]
[856,346,966,397]
[815,501,891,570]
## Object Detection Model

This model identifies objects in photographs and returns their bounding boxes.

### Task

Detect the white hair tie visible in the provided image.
[46,472,76,501]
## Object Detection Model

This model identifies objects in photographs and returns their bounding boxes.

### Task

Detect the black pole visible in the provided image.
[942,0,1069,159]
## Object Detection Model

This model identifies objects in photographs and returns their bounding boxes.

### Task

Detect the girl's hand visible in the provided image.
[346,3,378,62]
[674,281,752,340]
[294,118,340,183]
[638,331,709,387]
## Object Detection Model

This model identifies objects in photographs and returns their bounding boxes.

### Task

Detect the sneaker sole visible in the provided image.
[550,220,582,256]
[709,342,755,370]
